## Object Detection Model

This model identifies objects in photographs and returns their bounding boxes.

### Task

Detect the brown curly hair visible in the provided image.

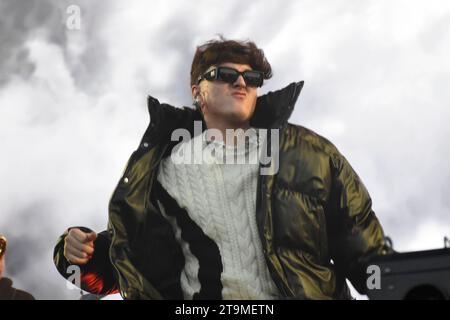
[190,35,273,87]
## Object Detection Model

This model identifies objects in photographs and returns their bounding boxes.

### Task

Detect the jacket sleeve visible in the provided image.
[327,151,392,294]
[53,226,119,295]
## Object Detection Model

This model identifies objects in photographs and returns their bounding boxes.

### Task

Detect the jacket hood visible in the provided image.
[145,81,304,136]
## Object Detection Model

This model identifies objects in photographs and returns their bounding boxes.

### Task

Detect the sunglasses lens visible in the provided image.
[218,68,239,84]
[243,71,263,87]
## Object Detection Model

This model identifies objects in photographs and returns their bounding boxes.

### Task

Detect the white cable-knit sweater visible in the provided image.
[157,129,280,300]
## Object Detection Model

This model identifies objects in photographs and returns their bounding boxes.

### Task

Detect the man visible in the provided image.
[54,38,391,300]
[0,235,35,300]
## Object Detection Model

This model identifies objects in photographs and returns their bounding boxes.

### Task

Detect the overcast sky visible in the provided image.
[0,0,449,300]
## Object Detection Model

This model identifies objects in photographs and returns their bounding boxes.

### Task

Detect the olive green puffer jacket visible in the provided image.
[54,81,391,299]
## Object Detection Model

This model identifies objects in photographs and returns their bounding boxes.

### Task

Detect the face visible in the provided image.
[192,62,258,128]
[0,236,5,278]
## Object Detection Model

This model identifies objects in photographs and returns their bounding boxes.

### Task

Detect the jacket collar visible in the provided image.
[146,81,304,135]
[0,277,13,289]
[251,81,304,128]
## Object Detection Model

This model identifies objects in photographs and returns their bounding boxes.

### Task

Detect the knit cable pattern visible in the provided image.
[157,129,279,299]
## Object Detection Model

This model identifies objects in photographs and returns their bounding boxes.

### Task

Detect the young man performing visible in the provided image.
[54,38,390,300]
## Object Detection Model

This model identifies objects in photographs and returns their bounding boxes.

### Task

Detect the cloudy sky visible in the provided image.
[0,0,449,300]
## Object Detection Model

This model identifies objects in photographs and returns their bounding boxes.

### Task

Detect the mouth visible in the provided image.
[232,92,247,99]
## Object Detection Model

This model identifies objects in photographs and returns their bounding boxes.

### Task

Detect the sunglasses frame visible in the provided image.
[197,66,264,87]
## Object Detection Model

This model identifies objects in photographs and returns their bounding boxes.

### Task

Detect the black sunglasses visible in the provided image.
[197,66,264,87]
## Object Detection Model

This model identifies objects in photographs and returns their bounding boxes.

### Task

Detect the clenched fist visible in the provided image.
[63,228,97,265]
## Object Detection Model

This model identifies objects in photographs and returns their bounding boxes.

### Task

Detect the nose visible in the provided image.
[233,74,247,88]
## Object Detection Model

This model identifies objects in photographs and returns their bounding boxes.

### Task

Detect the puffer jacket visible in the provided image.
[54,81,391,299]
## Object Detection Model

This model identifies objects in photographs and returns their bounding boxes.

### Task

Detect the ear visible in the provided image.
[191,84,200,100]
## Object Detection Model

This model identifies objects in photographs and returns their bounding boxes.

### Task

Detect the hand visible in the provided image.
[63,228,97,265]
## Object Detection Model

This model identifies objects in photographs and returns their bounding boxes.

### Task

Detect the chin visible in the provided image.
[227,110,253,125]
[216,101,254,125]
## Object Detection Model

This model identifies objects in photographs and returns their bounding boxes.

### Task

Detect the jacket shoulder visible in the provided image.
[285,123,341,159]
